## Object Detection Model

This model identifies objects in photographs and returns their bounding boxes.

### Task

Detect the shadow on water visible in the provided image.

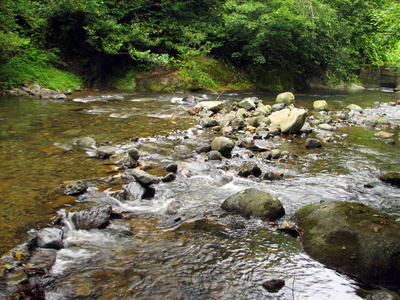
[1,88,400,298]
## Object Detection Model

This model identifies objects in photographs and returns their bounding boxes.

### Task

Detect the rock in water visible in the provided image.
[237,98,257,111]
[71,203,112,230]
[37,228,64,249]
[246,140,276,152]
[313,100,328,111]
[268,108,307,134]
[210,136,235,158]
[305,138,322,149]
[221,188,285,221]
[379,172,400,186]
[276,92,295,106]
[131,169,157,186]
[64,180,87,196]
[295,201,400,288]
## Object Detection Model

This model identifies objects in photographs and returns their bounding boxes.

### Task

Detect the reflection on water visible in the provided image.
[1,88,400,298]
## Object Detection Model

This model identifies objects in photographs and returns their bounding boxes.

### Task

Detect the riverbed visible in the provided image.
[1,88,400,299]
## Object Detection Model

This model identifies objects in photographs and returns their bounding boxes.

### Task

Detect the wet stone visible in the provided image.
[162,172,176,182]
[131,169,157,186]
[64,180,87,196]
[262,279,285,293]
[37,228,63,249]
[247,140,276,152]
[206,150,222,161]
[70,203,112,230]
[28,249,57,270]
[305,138,322,149]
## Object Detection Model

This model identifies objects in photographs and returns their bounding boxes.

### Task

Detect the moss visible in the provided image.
[295,201,400,287]
[379,172,400,186]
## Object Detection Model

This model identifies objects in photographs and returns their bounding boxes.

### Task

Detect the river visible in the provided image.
[0,88,400,299]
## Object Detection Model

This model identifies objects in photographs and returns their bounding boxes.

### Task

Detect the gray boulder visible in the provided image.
[221,188,285,221]
[200,117,220,128]
[132,169,158,186]
[64,180,87,196]
[268,108,307,134]
[37,228,64,249]
[271,103,285,112]
[246,140,276,152]
[210,136,235,158]
[111,148,139,168]
[295,201,400,288]
[237,98,256,111]
[70,203,112,230]
[194,101,223,113]
[305,138,322,149]
[276,92,295,106]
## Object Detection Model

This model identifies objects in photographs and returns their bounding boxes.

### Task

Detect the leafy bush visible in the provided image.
[0,48,82,90]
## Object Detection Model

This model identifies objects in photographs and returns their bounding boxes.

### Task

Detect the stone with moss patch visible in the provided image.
[222,188,285,221]
[379,172,400,186]
[295,201,400,288]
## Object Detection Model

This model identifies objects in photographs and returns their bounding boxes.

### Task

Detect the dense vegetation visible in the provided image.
[0,0,399,91]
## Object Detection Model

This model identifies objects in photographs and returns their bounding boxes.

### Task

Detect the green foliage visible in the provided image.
[0,0,399,90]
[0,49,82,90]
[178,57,219,91]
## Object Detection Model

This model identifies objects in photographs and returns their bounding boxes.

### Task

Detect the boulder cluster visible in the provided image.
[3,84,74,100]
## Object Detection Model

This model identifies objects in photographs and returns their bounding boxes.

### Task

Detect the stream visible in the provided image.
[1,88,400,299]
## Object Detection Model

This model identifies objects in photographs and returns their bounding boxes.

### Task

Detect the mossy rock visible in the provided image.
[295,201,400,288]
[222,188,285,221]
[379,172,400,186]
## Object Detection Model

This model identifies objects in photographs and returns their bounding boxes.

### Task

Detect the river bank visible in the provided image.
[1,89,400,299]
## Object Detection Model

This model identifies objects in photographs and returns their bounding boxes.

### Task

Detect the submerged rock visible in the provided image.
[295,201,400,288]
[28,249,57,270]
[221,188,285,221]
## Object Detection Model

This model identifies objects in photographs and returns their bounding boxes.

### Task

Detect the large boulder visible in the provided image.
[221,188,285,221]
[295,201,400,288]
[268,108,307,134]
[210,136,235,158]
[276,92,295,106]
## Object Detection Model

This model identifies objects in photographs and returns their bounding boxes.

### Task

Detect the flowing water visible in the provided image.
[1,89,400,299]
